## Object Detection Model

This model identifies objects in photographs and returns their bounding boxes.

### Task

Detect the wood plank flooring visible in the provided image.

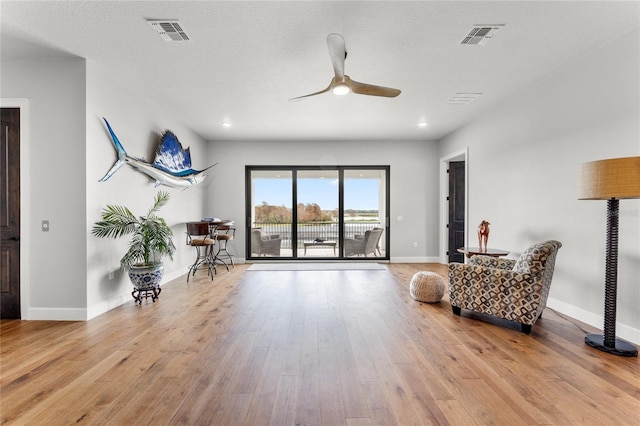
[1,263,639,425]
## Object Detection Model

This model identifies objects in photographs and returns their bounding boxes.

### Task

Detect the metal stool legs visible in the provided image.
[214,238,234,271]
[187,243,216,282]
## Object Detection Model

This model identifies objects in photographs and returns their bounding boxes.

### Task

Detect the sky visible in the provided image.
[254,178,380,210]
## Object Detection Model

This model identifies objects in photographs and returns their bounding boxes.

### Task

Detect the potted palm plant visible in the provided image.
[92,191,176,303]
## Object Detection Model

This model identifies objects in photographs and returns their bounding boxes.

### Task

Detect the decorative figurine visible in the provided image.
[477,220,490,252]
[99,118,216,188]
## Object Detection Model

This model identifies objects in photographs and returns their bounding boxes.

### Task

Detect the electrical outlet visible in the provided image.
[109,270,115,280]
[413,242,418,248]
[42,220,50,232]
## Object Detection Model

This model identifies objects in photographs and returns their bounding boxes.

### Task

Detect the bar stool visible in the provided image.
[186,222,217,282]
[214,225,235,270]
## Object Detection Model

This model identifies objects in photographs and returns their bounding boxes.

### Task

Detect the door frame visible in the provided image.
[439,148,468,264]
[1,99,30,319]
[245,165,390,261]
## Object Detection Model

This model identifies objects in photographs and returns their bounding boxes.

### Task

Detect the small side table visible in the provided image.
[457,247,509,258]
[303,240,337,255]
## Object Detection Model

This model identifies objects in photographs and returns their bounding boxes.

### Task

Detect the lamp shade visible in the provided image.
[578,156,640,200]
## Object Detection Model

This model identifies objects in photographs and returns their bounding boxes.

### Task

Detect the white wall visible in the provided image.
[4,26,635,335]
[2,58,88,319]
[438,28,640,343]
[2,57,209,320]
[86,62,209,319]
[205,140,440,262]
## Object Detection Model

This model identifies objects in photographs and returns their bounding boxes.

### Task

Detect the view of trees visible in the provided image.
[254,202,336,223]
[297,203,336,222]
[254,202,291,223]
[344,209,378,217]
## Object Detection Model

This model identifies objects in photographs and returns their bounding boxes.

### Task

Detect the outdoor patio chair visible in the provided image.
[344,227,383,257]
[251,229,281,257]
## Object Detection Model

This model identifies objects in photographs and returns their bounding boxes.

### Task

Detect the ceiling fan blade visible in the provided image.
[288,81,332,101]
[327,33,346,80]
[347,76,401,98]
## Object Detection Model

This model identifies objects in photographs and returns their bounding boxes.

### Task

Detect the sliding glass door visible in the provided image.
[246,166,389,260]
[296,170,339,258]
[248,169,292,258]
[343,169,387,258]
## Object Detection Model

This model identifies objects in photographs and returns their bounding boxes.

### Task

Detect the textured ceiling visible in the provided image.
[1,1,638,141]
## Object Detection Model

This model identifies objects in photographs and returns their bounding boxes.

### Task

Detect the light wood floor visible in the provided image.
[1,263,638,425]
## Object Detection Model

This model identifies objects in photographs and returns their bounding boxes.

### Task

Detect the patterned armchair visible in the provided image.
[448,240,562,334]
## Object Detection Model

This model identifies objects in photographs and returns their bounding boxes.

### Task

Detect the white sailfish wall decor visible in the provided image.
[99,118,215,188]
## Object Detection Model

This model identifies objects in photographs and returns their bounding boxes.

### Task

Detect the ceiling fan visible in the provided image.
[290,33,401,101]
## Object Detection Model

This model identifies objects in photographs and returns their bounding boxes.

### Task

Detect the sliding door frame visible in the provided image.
[246,165,390,261]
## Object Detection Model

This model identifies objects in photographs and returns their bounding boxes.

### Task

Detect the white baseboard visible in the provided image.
[25,267,192,321]
[85,267,187,320]
[161,268,188,286]
[390,256,441,263]
[27,307,87,321]
[86,292,132,320]
[547,297,640,345]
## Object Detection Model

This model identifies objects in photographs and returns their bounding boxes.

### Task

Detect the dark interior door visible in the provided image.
[1,108,21,318]
[448,161,465,263]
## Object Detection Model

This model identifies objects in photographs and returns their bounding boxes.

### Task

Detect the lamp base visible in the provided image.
[585,334,638,357]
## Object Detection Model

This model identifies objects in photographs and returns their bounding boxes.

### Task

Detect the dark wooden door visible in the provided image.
[1,108,21,318]
[448,161,465,263]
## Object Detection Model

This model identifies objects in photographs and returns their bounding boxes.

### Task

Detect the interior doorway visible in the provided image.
[1,107,21,318]
[440,149,468,263]
[448,161,465,263]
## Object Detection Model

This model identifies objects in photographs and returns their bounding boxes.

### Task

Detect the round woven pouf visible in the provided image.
[409,271,445,303]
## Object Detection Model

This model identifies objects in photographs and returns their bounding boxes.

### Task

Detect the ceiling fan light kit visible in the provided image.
[290,33,401,101]
[332,83,350,96]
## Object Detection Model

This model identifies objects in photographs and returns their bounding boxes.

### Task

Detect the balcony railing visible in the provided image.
[253,221,381,249]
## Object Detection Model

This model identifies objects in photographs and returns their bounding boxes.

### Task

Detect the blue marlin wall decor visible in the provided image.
[99,118,216,188]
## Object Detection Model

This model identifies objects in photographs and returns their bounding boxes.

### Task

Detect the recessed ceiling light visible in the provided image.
[418,121,428,127]
[222,121,232,128]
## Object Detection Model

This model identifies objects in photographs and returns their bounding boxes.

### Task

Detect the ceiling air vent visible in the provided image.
[461,25,504,45]
[446,93,483,105]
[147,20,190,42]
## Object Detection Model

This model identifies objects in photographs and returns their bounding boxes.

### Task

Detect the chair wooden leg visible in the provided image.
[521,323,532,334]
[452,306,461,316]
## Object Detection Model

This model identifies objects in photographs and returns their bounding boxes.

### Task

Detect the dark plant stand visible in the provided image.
[132,285,161,305]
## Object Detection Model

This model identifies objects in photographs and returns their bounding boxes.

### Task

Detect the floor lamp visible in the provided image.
[578,156,640,357]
